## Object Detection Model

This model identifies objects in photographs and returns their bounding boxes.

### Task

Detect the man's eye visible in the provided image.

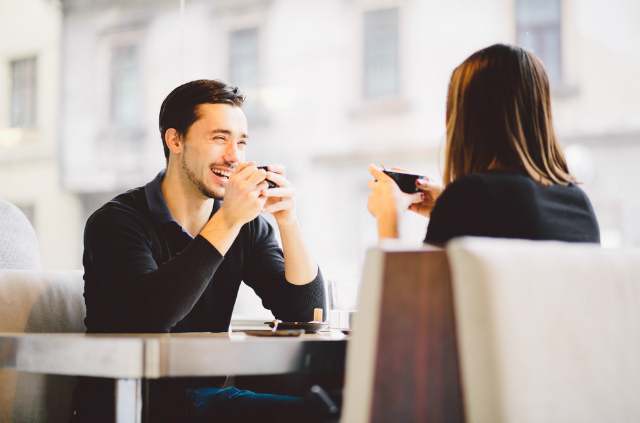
[238,141,248,148]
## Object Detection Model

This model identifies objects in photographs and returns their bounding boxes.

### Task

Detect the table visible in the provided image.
[0,331,347,423]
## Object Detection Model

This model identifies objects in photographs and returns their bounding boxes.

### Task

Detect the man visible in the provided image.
[75,80,325,421]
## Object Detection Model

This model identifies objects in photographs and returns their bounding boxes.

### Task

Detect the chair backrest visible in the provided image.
[0,270,85,333]
[342,244,464,423]
[0,270,85,422]
[0,198,41,270]
[447,237,640,423]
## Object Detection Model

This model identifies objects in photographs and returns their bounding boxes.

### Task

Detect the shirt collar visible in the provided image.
[144,170,221,226]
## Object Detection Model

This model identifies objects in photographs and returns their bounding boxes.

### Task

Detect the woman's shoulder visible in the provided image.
[441,171,595,222]
[433,173,493,213]
[446,171,551,197]
[436,171,537,211]
[438,172,497,200]
[426,174,494,245]
[455,171,532,184]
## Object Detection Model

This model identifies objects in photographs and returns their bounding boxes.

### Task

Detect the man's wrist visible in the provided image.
[275,213,298,229]
[200,208,243,255]
[213,208,243,232]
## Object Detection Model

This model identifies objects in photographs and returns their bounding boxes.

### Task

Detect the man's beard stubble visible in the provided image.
[180,153,222,200]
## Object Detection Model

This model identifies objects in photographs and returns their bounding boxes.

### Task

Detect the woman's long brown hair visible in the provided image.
[443,44,574,186]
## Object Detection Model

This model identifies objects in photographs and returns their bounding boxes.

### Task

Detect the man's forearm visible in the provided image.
[200,209,243,255]
[277,218,318,285]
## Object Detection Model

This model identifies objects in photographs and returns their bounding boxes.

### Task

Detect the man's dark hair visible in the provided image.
[158,79,245,160]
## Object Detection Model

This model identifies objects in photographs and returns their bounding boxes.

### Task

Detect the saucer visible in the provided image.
[265,321,328,333]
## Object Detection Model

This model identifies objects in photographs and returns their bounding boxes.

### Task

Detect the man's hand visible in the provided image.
[262,164,297,226]
[257,164,317,285]
[219,162,269,227]
[201,162,268,254]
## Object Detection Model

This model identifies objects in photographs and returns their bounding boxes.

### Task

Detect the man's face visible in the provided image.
[178,103,249,199]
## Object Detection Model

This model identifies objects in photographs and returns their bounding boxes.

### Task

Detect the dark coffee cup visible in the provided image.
[257,166,277,188]
[382,169,424,193]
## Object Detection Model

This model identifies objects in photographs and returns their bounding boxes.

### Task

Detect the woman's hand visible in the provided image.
[409,178,443,217]
[367,164,423,238]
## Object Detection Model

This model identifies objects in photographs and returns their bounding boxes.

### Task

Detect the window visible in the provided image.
[516,0,562,84]
[229,27,259,89]
[363,8,400,100]
[228,27,262,121]
[10,57,37,128]
[110,44,141,128]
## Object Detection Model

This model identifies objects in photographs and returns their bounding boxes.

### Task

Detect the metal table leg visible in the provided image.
[115,379,142,423]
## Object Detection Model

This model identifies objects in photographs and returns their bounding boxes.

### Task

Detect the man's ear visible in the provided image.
[165,128,183,156]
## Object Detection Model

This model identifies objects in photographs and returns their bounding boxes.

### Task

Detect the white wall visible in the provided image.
[0,0,82,269]
[56,0,640,304]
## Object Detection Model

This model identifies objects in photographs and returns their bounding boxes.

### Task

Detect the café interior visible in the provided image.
[1,0,639,422]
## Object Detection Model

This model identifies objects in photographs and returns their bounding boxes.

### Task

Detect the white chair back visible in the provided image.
[448,237,640,423]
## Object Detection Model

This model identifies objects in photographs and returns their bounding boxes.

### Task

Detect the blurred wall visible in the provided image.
[2,0,639,304]
[0,0,82,269]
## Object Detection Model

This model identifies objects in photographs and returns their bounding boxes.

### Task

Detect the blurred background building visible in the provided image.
[2,0,639,314]
[0,0,81,269]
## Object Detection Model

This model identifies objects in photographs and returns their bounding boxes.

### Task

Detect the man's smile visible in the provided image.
[210,166,233,182]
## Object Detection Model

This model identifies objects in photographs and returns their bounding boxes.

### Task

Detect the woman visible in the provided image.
[367,44,600,244]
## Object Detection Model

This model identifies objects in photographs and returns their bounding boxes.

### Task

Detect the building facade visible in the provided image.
[0,0,82,269]
[55,0,640,306]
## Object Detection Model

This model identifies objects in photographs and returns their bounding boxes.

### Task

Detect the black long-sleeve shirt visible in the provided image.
[82,171,325,333]
[425,171,600,245]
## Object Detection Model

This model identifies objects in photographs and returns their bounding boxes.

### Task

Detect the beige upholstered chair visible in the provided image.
[342,238,639,423]
[448,237,640,423]
[0,199,41,270]
[0,198,85,422]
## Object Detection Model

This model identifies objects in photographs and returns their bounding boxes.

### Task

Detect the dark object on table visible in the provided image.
[382,169,425,193]
[244,329,305,337]
[258,166,277,189]
[266,321,327,334]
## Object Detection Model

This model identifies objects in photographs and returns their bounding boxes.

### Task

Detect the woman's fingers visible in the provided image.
[415,179,441,193]
[408,192,424,204]
[368,164,391,181]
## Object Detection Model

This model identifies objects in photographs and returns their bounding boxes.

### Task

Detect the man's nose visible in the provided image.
[223,142,240,163]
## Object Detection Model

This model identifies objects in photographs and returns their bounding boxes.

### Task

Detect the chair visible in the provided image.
[447,237,640,423]
[0,199,85,422]
[342,243,464,422]
[0,198,41,270]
